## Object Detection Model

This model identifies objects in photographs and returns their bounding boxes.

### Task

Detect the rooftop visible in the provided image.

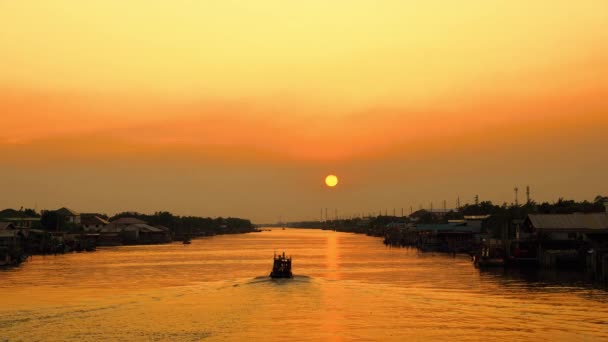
[527,213,608,231]
[55,207,80,216]
[81,215,110,226]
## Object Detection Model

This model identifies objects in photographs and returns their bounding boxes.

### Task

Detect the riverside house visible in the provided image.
[520,203,608,269]
[100,217,171,245]
[54,207,81,225]
[0,222,21,266]
[81,215,110,232]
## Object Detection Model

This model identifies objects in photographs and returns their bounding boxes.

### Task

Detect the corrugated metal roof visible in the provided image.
[55,207,80,216]
[123,224,164,233]
[81,215,110,226]
[528,213,608,231]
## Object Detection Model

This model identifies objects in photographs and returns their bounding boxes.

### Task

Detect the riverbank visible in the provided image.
[0,211,260,268]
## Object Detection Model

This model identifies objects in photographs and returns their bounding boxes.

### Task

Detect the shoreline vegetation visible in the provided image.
[0,208,257,267]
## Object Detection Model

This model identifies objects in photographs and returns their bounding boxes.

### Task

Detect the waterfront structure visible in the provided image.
[409,208,456,222]
[414,222,481,253]
[100,217,171,245]
[54,207,81,225]
[0,208,41,229]
[0,223,23,266]
[521,211,608,268]
[81,215,110,231]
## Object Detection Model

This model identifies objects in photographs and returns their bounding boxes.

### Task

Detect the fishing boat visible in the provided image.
[270,252,292,278]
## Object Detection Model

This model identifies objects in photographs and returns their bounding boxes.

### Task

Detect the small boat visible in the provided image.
[473,245,505,267]
[183,236,191,244]
[270,252,293,278]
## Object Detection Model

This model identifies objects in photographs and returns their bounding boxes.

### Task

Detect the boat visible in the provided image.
[183,236,191,244]
[473,245,505,267]
[270,252,293,278]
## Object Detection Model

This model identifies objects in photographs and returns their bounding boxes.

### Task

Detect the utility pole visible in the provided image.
[410,206,413,215]
[526,185,531,204]
[401,208,404,217]
[443,200,446,211]
[514,187,519,206]
[474,195,479,206]
[457,196,461,209]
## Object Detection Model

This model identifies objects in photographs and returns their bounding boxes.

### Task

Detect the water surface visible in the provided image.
[1,228,607,341]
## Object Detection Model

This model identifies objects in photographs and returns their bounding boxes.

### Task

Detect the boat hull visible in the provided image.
[269,271,293,278]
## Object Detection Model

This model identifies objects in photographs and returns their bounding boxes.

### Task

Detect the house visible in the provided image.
[80,215,110,232]
[0,229,23,266]
[521,210,608,267]
[463,215,491,230]
[99,217,171,245]
[110,217,147,226]
[415,222,481,253]
[409,209,457,222]
[524,213,608,244]
[53,207,81,225]
[121,224,171,244]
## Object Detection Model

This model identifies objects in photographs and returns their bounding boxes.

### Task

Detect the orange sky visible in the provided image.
[1,1,607,222]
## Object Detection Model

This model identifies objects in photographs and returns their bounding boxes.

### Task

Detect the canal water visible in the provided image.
[1,228,607,341]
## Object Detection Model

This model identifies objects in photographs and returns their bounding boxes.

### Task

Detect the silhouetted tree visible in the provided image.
[41,211,61,231]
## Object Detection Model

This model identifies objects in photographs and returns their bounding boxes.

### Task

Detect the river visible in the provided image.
[1,228,607,341]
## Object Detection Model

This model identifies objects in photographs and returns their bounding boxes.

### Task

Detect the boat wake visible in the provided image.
[245,275,311,285]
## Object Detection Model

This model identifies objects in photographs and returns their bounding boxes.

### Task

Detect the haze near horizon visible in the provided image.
[1,1,607,222]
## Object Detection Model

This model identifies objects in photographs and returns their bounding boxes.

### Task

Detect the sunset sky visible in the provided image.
[1,1,607,222]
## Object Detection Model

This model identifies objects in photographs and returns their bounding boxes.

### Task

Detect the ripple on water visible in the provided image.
[1,229,607,341]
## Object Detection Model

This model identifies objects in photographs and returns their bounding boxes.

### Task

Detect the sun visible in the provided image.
[325,174,338,187]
